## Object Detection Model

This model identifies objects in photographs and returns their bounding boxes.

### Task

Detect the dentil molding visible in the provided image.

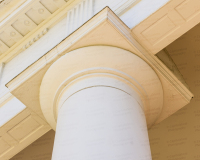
[0,0,140,63]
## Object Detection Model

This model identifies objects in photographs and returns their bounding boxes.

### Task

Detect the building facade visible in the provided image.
[0,0,199,159]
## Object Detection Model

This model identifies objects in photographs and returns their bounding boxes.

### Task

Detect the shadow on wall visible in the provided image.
[149,23,200,160]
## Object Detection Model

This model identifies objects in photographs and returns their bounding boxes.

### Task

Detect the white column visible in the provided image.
[51,76,152,160]
[40,46,163,160]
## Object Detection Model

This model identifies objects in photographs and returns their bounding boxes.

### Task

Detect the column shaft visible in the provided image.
[52,86,152,160]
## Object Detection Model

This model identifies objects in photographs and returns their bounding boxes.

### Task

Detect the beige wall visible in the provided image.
[149,23,200,160]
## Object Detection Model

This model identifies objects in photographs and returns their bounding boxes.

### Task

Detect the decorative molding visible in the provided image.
[115,0,141,16]
[22,28,49,50]
[66,0,94,34]
[65,0,141,34]
[0,62,4,79]
[0,0,73,62]
[0,92,13,107]
[0,0,141,63]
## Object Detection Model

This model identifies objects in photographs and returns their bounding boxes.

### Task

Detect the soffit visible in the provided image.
[148,23,200,160]
[0,0,76,62]
[0,0,28,22]
[0,0,142,64]
[0,105,51,160]
[10,130,55,160]
[132,0,200,55]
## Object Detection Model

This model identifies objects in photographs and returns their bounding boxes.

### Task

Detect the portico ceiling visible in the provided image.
[0,0,81,64]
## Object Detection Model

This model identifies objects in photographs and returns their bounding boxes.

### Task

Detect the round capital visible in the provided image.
[40,46,163,129]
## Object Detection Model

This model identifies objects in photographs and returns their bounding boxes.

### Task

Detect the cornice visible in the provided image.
[0,0,26,23]
[0,0,77,63]
[0,92,13,108]
[22,28,49,50]
[115,0,141,16]
[0,0,141,64]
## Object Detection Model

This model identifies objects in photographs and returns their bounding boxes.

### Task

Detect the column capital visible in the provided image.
[40,46,163,130]
[6,7,193,133]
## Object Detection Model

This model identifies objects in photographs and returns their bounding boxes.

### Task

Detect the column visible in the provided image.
[52,75,152,160]
[39,46,163,160]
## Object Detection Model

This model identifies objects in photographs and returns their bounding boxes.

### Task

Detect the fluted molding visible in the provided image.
[22,28,49,50]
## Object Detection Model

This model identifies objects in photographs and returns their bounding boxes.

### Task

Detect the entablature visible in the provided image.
[0,0,143,63]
